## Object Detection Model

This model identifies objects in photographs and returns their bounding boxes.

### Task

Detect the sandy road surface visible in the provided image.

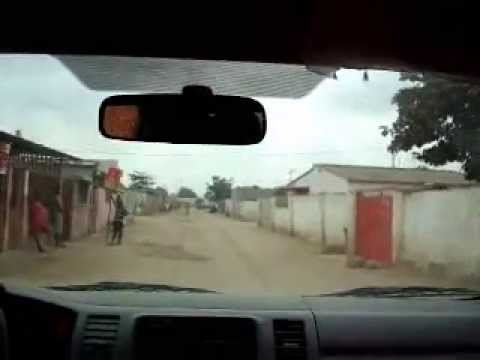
[0,211,474,295]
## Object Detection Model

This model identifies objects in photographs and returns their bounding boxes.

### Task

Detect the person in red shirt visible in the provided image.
[30,192,52,252]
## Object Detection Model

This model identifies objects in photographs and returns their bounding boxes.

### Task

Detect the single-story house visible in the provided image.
[230,186,273,221]
[258,164,471,255]
[0,130,104,251]
[288,164,470,193]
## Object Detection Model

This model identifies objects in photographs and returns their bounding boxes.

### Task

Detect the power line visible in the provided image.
[56,148,391,158]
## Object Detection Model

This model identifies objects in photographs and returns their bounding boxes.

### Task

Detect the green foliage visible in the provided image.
[129,171,155,190]
[384,73,480,180]
[205,176,232,202]
[155,186,168,198]
[177,187,197,198]
[194,198,206,208]
[93,170,106,187]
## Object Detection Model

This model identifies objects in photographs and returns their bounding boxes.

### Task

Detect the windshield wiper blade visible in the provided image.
[48,281,217,294]
[308,286,480,299]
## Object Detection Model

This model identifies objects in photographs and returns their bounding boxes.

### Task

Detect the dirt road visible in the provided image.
[0,211,471,294]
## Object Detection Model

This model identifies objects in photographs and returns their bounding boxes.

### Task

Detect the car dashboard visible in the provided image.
[1,285,480,360]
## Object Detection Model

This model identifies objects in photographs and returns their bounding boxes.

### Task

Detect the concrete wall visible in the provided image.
[290,193,349,252]
[123,190,164,217]
[61,165,95,182]
[8,168,29,249]
[93,187,113,232]
[291,195,321,242]
[257,193,351,253]
[231,186,262,218]
[258,198,289,232]
[258,198,273,227]
[70,181,94,240]
[273,206,290,234]
[238,200,259,222]
[124,190,146,215]
[142,194,164,215]
[258,197,291,233]
[70,206,91,239]
[402,187,480,277]
[391,191,405,262]
[224,199,233,216]
[324,193,349,250]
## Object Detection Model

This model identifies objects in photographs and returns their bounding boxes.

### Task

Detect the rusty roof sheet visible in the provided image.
[314,164,470,185]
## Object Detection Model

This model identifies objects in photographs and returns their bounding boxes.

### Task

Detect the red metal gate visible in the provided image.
[355,193,393,264]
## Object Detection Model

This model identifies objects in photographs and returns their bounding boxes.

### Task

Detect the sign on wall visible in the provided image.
[104,167,123,190]
[0,143,11,175]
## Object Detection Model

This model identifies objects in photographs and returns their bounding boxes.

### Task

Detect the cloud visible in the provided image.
[0,55,410,195]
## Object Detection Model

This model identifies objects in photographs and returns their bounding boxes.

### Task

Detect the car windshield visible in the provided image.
[0,54,479,295]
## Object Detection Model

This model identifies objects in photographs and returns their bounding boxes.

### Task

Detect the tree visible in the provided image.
[194,198,206,209]
[383,72,480,180]
[177,187,197,198]
[129,171,155,190]
[155,186,168,198]
[93,170,106,187]
[205,176,232,202]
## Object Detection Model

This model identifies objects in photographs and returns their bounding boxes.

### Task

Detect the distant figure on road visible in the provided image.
[111,194,127,245]
[48,186,65,248]
[30,192,52,253]
[184,202,191,216]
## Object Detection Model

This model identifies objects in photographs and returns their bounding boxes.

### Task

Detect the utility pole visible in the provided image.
[391,150,397,168]
[380,126,397,168]
[288,169,296,183]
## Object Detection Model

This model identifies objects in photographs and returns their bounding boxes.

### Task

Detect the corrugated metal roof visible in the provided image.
[314,164,470,185]
[0,131,78,160]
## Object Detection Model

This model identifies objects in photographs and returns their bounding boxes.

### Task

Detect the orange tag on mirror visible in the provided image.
[103,105,141,139]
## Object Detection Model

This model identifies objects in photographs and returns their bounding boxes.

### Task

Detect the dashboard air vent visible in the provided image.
[81,314,120,360]
[273,319,306,360]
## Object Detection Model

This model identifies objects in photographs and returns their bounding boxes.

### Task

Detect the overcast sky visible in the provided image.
[0,55,428,195]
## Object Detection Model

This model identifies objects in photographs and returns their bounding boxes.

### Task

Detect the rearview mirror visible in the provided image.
[99,86,266,145]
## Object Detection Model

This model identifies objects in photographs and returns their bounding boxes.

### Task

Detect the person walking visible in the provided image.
[48,186,65,247]
[30,192,53,253]
[111,194,127,245]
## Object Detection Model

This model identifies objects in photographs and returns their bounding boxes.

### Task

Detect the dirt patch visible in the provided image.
[2,211,475,293]
[136,241,210,262]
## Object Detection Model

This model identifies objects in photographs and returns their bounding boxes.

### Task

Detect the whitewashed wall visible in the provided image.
[258,198,291,233]
[258,198,273,227]
[403,187,480,277]
[238,200,259,222]
[289,193,350,252]
[391,191,405,262]
[273,207,291,234]
[124,190,146,215]
[293,169,349,194]
[224,199,233,216]
[291,195,322,242]
[324,193,349,249]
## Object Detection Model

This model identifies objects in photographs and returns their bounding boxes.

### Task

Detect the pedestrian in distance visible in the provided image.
[48,185,65,248]
[111,194,128,245]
